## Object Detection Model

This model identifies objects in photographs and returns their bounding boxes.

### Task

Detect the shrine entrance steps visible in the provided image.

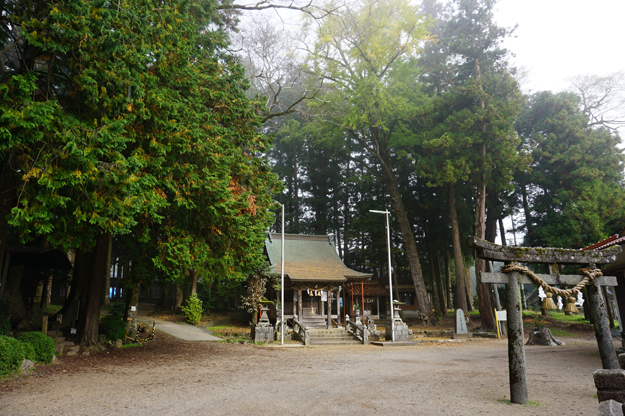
[299,315,328,329]
[308,328,361,345]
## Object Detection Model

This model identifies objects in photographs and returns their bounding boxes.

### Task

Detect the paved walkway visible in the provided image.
[135,303,221,342]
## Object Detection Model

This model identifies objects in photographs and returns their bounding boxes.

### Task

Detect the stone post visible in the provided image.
[506,269,528,404]
[587,275,619,369]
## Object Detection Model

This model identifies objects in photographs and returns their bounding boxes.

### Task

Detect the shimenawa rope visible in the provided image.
[501,263,602,297]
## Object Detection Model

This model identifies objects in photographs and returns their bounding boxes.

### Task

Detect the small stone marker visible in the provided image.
[455,309,468,334]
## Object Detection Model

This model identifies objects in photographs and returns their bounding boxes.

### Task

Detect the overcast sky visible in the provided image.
[494,0,625,93]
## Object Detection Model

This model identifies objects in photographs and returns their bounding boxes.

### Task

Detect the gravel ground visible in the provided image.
[0,334,608,415]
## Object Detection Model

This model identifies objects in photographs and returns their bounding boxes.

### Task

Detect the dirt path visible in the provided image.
[0,334,607,415]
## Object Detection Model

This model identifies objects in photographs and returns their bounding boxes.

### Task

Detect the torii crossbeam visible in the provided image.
[467,237,623,405]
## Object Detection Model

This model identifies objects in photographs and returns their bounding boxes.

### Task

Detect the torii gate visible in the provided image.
[468,237,623,405]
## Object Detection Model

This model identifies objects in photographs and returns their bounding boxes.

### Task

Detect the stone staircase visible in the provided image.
[300,315,329,329]
[308,328,361,345]
[47,331,80,356]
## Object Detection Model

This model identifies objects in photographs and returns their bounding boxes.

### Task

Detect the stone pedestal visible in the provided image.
[253,303,274,343]
[385,303,412,341]
[252,325,274,343]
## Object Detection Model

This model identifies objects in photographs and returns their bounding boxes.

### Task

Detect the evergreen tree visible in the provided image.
[1,0,276,345]
[516,91,625,248]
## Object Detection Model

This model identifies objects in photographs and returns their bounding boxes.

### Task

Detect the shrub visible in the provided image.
[108,302,126,318]
[17,332,55,364]
[0,335,26,376]
[0,316,11,336]
[21,341,36,362]
[181,294,203,324]
[99,314,127,341]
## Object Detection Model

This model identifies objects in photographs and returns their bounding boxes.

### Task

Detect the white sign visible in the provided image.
[131,306,136,311]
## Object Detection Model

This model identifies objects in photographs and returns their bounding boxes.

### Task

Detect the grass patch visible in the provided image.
[120,342,143,349]
[523,310,590,324]
[43,304,63,314]
[468,310,481,316]
[548,311,590,324]
[549,328,576,337]
[497,399,543,406]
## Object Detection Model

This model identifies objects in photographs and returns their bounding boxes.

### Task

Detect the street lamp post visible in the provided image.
[370,209,394,342]
[278,203,285,345]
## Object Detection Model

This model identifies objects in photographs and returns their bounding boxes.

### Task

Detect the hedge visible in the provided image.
[0,335,26,376]
[17,332,55,364]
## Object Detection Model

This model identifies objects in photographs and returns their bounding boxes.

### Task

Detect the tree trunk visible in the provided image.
[498,218,507,246]
[449,184,468,314]
[392,263,400,302]
[57,247,94,329]
[475,178,494,330]
[445,251,452,310]
[465,265,474,311]
[521,185,532,239]
[43,274,53,309]
[79,233,111,348]
[0,151,16,295]
[161,282,170,309]
[292,149,300,234]
[526,328,564,346]
[124,282,140,321]
[190,269,198,296]
[174,283,183,311]
[102,233,113,307]
[433,252,446,314]
[377,144,431,316]
[429,254,442,316]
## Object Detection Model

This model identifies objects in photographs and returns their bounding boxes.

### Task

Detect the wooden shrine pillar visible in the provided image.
[297,289,303,321]
[336,288,341,326]
[327,290,332,329]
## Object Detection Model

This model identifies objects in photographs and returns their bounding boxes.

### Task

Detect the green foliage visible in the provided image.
[17,332,55,364]
[108,302,126,318]
[2,0,278,328]
[0,316,11,336]
[529,315,547,330]
[180,294,203,324]
[0,336,25,376]
[549,328,575,338]
[99,315,127,342]
[516,91,625,248]
[119,342,143,349]
[21,342,36,363]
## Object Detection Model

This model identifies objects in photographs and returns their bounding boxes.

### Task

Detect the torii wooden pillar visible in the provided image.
[468,237,622,405]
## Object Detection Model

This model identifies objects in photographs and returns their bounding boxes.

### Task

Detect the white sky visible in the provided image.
[494,0,625,93]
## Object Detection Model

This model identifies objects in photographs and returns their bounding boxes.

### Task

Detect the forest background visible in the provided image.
[1,0,624,346]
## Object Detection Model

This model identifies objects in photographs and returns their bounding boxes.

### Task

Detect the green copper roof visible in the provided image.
[266,234,372,282]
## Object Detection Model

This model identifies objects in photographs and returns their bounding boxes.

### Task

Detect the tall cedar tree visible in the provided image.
[1,0,276,346]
